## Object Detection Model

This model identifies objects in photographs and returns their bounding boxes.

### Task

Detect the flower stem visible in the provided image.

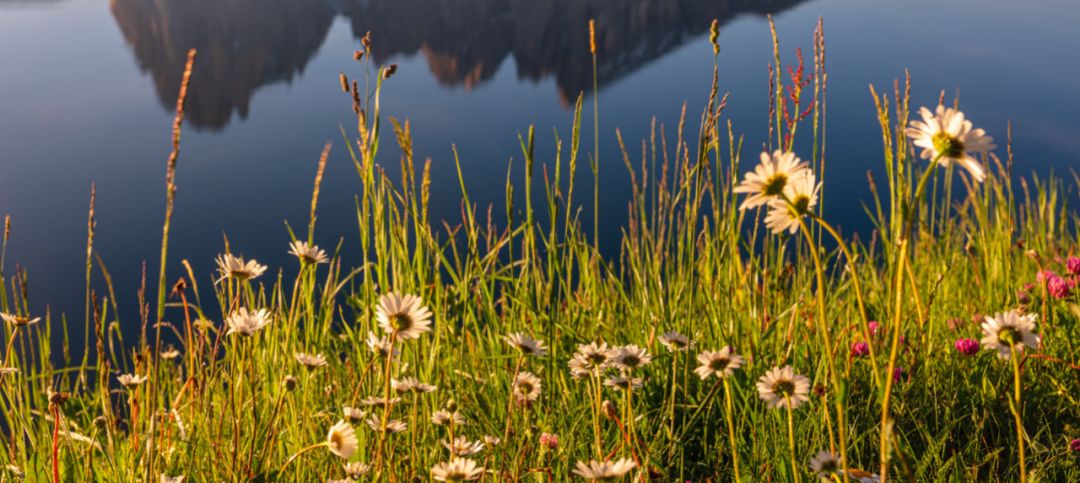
[723,378,741,482]
[784,396,801,483]
[1010,353,1027,482]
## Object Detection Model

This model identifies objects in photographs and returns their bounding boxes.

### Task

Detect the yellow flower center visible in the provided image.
[709,358,730,371]
[764,174,788,196]
[998,327,1020,346]
[932,132,965,158]
[390,313,413,331]
[773,380,795,397]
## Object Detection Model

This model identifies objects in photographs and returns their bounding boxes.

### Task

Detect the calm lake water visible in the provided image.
[1,0,1079,333]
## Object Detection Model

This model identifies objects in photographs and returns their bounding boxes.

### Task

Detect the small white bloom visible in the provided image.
[117,373,147,388]
[442,436,485,456]
[764,171,820,235]
[343,462,371,479]
[756,365,811,409]
[693,347,745,380]
[608,345,651,371]
[603,375,643,391]
[980,309,1039,359]
[905,105,995,182]
[431,409,466,426]
[734,150,811,210]
[326,420,358,459]
[375,292,433,340]
[392,377,437,395]
[431,457,484,481]
[0,312,40,327]
[215,253,267,281]
[572,458,637,480]
[366,414,407,433]
[504,332,548,357]
[288,240,329,264]
[342,406,366,423]
[512,371,542,406]
[659,331,693,352]
[809,449,839,480]
[294,352,329,370]
[225,308,272,336]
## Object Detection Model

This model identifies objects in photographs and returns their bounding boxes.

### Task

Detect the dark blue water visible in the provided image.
[1,0,1078,337]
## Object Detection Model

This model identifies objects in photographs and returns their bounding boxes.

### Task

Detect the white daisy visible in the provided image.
[342,406,365,423]
[294,352,328,370]
[160,475,184,483]
[431,409,466,426]
[734,150,811,210]
[608,345,652,371]
[0,312,40,327]
[512,371,542,406]
[375,292,433,340]
[343,462,371,479]
[288,240,329,264]
[482,435,501,446]
[160,346,181,360]
[392,377,437,395]
[359,396,400,408]
[366,331,398,359]
[694,347,745,380]
[431,457,484,481]
[117,373,147,388]
[215,253,267,281]
[366,414,407,433]
[659,331,693,352]
[572,458,637,480]
[442,436,485,456]
[905,105,995,182]
[225,308,272,336]
[756,365,811,409]
[764,171,820,235]
[504,332,548,357]
[980,309,1039,359]
[326,420,358,459]
[809,450,839,480]
[603,375,643,391]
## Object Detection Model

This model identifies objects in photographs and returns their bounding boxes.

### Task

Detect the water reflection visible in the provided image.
[110,0,805,129]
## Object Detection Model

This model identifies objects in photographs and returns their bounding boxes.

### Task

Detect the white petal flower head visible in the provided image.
[288,240,329,265]
[512,371,542,406]
[431,409,466,426]
[756,365,811,409]
[764,171,821,235]
[980,309,1039,359]
[659,331,693,352]
[375,292,432,340]
[366,331,399,359]
[442,436,485,456]
[117,373,147,388]
[609,345,652,371]
[360,396,401,408]
[575,341,610,371]
[215,253,267,282]
[572,457,637,480]
[1,312,41,327]
[603,375,643,391]
[326,420,358,459]
[225,308,272,336]
[809,450,839,480]
[343,462,371,479]
[342,406,366,423]
[504,332,548,357]
[160,475,184,483]
[905,105,995,182]
[694,347,745,380]
[734,150,811,210]
[366,414,407,433]
[294,352,328,370]
[431,457,485,481]
[392,377,437,395]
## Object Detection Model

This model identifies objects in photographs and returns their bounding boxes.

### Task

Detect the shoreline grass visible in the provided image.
[1,19,1079,482]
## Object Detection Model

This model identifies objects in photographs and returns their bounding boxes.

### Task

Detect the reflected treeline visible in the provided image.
[111,0,804,129]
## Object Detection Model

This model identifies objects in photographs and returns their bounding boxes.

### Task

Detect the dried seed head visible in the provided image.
[588,20,597,54]
[383,64,398,79]
[601,400,617,420]
[361,31,372,49]
[353,50,365,61]
[709,19,720,55]
[339,72,349,93]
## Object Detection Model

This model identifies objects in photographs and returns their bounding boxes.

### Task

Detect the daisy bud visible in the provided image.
[93,416,108,429]
[283,375,298,392]
[445,399,457,412]
[601,400,617,420]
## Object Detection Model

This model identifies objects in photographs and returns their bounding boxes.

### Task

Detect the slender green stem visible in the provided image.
[723,378,741,482]
[784,396,801,483]
[1010,352,1027,483]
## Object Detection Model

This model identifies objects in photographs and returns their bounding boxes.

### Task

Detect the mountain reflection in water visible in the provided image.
[109,0,804,129]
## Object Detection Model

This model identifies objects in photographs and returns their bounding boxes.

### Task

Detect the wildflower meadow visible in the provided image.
[1,18,1078,482]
